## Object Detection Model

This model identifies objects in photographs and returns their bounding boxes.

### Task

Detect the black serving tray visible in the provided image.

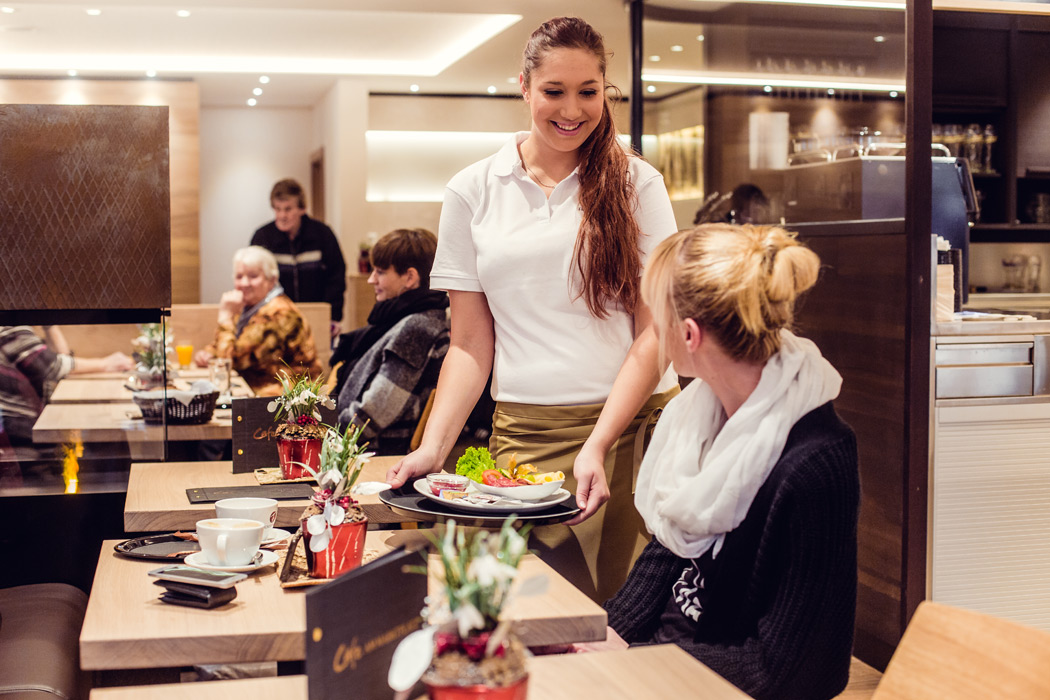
[378,487,581,528]
[114,534,201,561]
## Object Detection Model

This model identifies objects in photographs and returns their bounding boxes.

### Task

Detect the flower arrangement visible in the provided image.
[421,518,532,692]
[303,422,372,553]
[131,323,172,374]
[267,370,334,442]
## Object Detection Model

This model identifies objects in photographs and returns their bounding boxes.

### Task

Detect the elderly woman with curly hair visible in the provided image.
[196,246,322,396]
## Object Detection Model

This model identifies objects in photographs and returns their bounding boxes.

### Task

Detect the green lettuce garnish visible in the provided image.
[455,446,496,483]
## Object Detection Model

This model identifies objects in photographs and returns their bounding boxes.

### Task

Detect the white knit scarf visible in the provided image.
[634,330,842,560]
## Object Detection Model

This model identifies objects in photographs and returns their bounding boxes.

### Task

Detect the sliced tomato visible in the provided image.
[482,469,520,487]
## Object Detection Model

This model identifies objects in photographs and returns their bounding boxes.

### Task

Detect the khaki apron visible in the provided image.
[490,386,678,602]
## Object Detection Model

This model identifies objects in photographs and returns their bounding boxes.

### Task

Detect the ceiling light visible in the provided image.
[763,85,773,92]
[246,98,257,106]
[486,85,497,94]
[253,87,262,96]
[874,35,886,42]
[146,69,157,77]
[649,55,661,62]
[409,84,420,92]
[696,34,705,42]
[86,9,102,16]
[827,88,835,95]
[176,10,191,18]
[671,45,684,52]
[1,7,15,13]
[67,69,77,77]
[646,85,656,93]
[506,76,518,84]
[258,76,270,84]
[889,90,898,98]
[642,70,905,94]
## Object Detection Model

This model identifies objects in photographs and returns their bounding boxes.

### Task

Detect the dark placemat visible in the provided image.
[186,483,316,504]
[378,487,581,528]
[114,534,200,561]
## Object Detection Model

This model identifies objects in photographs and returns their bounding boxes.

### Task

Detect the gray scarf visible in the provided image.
[235,284,284,338]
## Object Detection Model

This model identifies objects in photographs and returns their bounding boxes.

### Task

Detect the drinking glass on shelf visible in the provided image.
[964,124,982,170]
[982,124,997,175]
[208,358,231,394]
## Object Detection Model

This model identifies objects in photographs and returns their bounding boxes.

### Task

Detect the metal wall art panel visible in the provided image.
[0,104,171,317]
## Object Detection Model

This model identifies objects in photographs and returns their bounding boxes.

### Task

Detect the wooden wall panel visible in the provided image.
[0,79,200,303]
[794,222,909,669]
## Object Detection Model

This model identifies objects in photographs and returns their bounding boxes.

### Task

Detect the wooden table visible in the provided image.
[88,645,750,699]
[50,375,251,404]
[32,402,233,445]
[80,532,607,671]
[123,458,408,531]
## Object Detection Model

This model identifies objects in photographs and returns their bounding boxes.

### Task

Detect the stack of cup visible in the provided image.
[195,498,279,567]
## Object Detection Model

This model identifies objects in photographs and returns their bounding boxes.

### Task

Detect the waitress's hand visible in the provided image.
[386,444,444,489]
[566,444,610,525]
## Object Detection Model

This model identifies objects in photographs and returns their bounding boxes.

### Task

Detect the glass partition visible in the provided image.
[640,0,906,229]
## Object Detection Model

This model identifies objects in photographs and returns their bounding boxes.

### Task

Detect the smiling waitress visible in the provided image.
[386,16,679,601]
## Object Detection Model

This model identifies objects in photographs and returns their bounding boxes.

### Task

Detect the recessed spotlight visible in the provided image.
[827,88,835,95]
[889,90,899,98]
[409,84,420,93]
[247,98,257,107]
[874,35,886,43]
[176,9,191,18]
[486,85,497,94]
[67,69,78,77]
[646,85,656,93]
[649,55,661,62]
[670,45,684,52]
[506,76,518,84]
[253,87,262,96]
[258,76,270,84]
[86,9,102,16]
[763,85,773,93]
[146,69,157,78]
[1,7,15,13]
[696,34,705,42]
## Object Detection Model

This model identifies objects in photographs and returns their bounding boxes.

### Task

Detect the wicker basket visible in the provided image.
[133,390,219,425]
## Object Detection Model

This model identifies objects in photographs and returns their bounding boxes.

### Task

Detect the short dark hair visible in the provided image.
[270,179,306,209]
[370,228,438,290]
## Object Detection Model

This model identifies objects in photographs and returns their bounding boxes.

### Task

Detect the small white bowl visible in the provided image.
[474,479,565,501]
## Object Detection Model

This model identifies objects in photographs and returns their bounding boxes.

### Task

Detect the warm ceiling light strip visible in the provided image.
[643,71,905,93]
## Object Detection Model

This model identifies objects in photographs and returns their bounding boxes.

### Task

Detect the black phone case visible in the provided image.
[154,580,237,608]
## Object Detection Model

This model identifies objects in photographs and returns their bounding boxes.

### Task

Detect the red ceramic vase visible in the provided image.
[302,517,368,579]
[276,437,321,480]
[425,676,528,700]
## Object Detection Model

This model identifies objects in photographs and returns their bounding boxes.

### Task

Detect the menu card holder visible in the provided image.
[231,396,338,473]
[305,546,427,700]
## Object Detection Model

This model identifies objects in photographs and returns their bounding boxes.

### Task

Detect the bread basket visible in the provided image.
[133,389,219,425]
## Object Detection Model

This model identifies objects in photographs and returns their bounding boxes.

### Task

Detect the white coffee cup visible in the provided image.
[214,497,278,530]
[196,518,265,567]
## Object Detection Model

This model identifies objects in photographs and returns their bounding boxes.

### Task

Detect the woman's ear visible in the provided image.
[403,266,421,290]
[520,73,528,101]
[682,318,703,352]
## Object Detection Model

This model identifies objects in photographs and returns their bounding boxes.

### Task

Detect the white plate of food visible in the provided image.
[412,478,571,514]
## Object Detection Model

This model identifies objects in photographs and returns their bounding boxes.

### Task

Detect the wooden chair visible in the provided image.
[834,656,883,699]
[410,389,436,452]
[871,601,1050,699]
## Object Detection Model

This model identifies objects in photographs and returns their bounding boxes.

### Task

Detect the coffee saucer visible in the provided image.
[184,549,279,573]
[262,528,291,546]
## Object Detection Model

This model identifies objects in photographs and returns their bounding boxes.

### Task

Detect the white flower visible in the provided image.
[306,513,331,552]
[453,603,485,638]
[506,531,526,559]
[267,400,279,413]
[318,467,343,492]
[468,554,519,588]
[325,502,345,527]
[321,395,336,410]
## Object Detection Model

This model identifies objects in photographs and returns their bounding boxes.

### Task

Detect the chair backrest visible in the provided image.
[871,601,1050,699]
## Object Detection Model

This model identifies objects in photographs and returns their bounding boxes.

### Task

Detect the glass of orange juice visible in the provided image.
[175,344,194,368]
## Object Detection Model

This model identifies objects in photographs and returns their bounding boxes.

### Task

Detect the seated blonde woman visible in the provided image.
[589,224,859,700]
[195,246,322,396]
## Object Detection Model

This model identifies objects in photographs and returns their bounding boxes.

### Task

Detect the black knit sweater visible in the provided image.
[604,402,859,700]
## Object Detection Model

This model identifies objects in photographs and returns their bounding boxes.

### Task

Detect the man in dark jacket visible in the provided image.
[250,179,346,340]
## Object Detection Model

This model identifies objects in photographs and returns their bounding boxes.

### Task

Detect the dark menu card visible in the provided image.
[231,396,338,473]
[305,547,427,700]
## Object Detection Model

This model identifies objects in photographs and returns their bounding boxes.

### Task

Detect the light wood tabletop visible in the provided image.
[88,645,749,699]
[123,457,407,531]
[49,375,251,404]
[80,532,607,671]
[32,402,233,444]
